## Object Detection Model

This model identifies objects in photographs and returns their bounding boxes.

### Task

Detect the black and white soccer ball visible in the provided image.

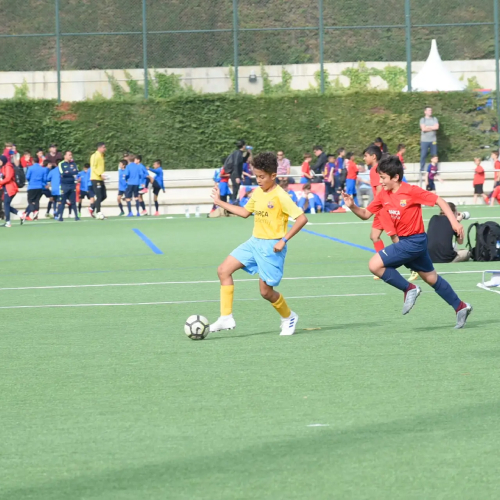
[184,315,210,340]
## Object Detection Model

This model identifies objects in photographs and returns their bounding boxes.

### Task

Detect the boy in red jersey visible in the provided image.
[492,150,500,187]
[490,185,500,206]
[342,155,472,329]
[344,152,359,205]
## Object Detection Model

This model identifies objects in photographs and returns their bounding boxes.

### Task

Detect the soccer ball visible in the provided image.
[96,212,105,220]
[184,315,210,340]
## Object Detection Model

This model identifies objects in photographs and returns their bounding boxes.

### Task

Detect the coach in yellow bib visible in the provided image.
[90,142,107,218]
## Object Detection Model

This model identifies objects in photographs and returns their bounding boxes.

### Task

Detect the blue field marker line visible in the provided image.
[300,227,375,253]
[132,229,164,255]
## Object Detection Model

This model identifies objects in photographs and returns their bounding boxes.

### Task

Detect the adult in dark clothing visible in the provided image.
[427,202,469,263]
[56,151,80,221]
[373,137,389,154]
[46,143,63,168]
[227,140,246,202]
[311,146,328,181]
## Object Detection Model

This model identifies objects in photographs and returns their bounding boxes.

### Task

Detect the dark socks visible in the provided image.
[78,202,82,213]
[432,275,461,310]
[136,200,140,213]
[154,200,159,211]
[118,202,124,213]
[140,201,146,210]
[381,268,410,292]
[127,201,132,213]
[47,201,52,213]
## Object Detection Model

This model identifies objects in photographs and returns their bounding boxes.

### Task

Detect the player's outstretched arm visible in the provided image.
[436,196,464,239]
[341,191,373,220]
[211,186,251,218]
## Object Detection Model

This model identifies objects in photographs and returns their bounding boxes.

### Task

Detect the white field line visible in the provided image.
[0,270,486,292]
[307,216,500,226]
[0,293,386,310]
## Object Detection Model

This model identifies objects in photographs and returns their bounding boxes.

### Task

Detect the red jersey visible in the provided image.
[473,165,485,185]
[369,165,380,196]
[492,186,500,203]
[367,183,438,237]
[346,160,358,180]
[397,152,405,168]
[20,156,33,169]
[494,160,500,182]
[301,161,311,177]
[219,167,229,183]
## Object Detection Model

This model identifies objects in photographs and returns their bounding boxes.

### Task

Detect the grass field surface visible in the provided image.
[1,207,499,499]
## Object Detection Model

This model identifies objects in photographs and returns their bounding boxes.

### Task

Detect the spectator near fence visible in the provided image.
[312,146,328,180]
[420,106,439,171]
[277,150,291,183]
[225,140,246,203]
[46,144,63,168]
[20,150,34,172]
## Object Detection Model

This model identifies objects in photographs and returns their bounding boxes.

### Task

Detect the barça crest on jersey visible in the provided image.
[267,201,274,209]
[400,199,407,207]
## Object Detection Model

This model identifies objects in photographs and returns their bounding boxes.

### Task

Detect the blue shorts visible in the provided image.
[219,182,231,197]
[427,179,436,191]
[231,236,287,286]
[345,178,357,195]
[125,185,139,199]
[380,233,434,273]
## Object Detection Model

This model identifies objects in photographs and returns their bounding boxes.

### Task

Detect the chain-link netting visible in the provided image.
[0,0,497,98]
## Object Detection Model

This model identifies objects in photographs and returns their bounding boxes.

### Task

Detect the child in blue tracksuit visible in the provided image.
[46,165,61,217]
[137,155,148,214]
[117,159,128,215]
[297,184,323,213]
[125,155,150,216]
[24,161,48,219]
[148,159,165,215]
[77,163,95,216]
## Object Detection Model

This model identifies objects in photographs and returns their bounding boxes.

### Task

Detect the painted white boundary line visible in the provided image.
[0,292,386,310]
[0,270,486,292]
[307,216,500,226]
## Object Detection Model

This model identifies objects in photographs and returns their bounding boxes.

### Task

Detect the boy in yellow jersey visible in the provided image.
[90,142,107,218]
[210,152,308,336]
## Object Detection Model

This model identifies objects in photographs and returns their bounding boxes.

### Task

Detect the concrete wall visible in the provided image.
[0,59,495,101]
[10,162,495,218]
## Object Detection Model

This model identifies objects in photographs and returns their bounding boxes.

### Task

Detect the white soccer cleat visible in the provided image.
[280,311,299,336]
[402,285,421,315]
[209,314,236,332]
[455,303,473,329]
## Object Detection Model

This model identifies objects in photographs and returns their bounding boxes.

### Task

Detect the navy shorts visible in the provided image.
[426,179,436,191]
[152,181,161,196]
[87,187,95,198]
[380,233,434,273]
[125,185,139,199]
[118,190,125,196]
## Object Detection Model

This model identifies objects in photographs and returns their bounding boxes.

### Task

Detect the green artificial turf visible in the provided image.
[0,207,499,500]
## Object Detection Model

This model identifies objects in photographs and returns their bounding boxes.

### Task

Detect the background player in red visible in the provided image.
[364,145,402,277]
[344,152,359,205]
[493,150,500,187]
[342,155,472,329]
[490,185,500,205]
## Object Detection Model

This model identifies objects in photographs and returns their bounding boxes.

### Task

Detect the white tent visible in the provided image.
[403,39,466,92]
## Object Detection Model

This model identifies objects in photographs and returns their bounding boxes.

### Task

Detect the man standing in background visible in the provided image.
[90,142,107,218]
[46,144,63,168]
[56,151,80,222]
[420,106,439,172]
[226,140,246,203]
[311,146,327,181]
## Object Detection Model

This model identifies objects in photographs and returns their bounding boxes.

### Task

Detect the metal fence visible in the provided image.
[1,0,499,114]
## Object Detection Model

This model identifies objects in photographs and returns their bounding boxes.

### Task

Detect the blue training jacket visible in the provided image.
[149,167,164,189]
[26,163,48,190]
[118,168,127,191]
[47,167,61,196]
[125,162,149,186]
[77,170,90,191]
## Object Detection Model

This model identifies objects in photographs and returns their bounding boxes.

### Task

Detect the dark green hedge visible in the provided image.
[0,92,491,169]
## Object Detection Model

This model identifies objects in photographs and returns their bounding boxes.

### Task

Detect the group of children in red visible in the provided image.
[473,150,500,205]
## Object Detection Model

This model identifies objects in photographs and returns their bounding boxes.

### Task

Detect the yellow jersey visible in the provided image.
[90,151,105,181]
[244,185,303,239]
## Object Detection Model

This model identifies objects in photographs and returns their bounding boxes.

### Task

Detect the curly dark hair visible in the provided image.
[253,152,278,174]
